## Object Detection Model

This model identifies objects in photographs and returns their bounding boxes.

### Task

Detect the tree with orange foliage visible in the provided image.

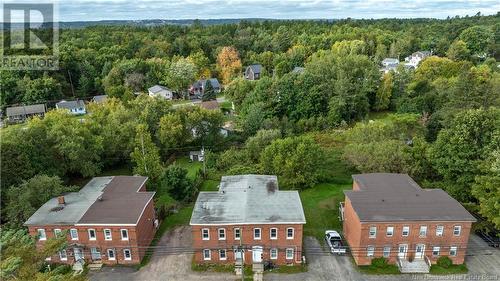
[216,46,242,85]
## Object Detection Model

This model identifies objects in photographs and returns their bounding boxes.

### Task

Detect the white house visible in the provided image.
[404,51,431,69]
[148,85,174,100]
[56,100,86,115]
[380,58,399,73]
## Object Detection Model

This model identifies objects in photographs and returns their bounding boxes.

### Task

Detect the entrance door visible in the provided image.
[90,247,101,261]
[73,248,84,262]
[398,244,408,259]
[415,244,425,259]
[252,246,263,263]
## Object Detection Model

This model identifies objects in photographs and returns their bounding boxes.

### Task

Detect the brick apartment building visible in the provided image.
[342,173,476,272]
[190,175,306,266]
[24,176,157,266]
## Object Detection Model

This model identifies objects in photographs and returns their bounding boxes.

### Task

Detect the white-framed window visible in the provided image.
[419,226,427,237]
[218,228,226,240]
[219,249,227,260]
[203,249,211,260]
[70,229,78,240]
[285,248,294,260]
[59,249,67,261]
[254,228,261,240]
[386,226,394,237]
[37,229,46,240]
[449,246,458,257]
[453,226,461,236]
[383,246,391,258]
[107,249,116,260]
[436,225,444,237]
[369,226,377,238]
[123,249,132,260]
[402,226,410,237]
[270,248,278,260]
[367,246,375,257]
[54,229,62,237]
[121,229,129,241]
[270,228,278,240]
[287,228,294,239]
[202,228,210,240]
[234,228,241,240]
[88,229,97,240]
[104,229,112,240]
[432,246,440,256]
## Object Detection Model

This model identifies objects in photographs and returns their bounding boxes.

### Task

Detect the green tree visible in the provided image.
[459,25,494,56]
[245,129,282,162]
[18,75,62,104]
[163,165,195,201]
[446,40,470,61]
[473,150,500,228]
[375,72,393,111]
[157,112,188,155]
[130,124,164,184]
[201,80,216,101]
[163,57,197,97]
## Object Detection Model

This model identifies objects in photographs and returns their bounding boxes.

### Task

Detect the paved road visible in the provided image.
[90,227,500,281]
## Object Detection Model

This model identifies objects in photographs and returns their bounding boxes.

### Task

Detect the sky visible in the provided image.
[5,0,500,22]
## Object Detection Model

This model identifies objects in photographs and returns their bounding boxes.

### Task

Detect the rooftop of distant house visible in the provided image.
[6,104,46,116]
[56,100,85,109]
[247,64,262,74]
[148,85,171,93]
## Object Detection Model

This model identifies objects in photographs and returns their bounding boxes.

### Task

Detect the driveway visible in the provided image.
[90,228,500,281]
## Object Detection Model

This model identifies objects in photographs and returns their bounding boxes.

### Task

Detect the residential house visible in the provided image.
[148,85,174,100]
[404,51,431,69]
[342,173,476,273]
[190,78,221,96]
[189,149,205,162]
[245,64,262,80]
[190,175,306,267]
[5,104,46,123]
[200,100,220,111]
[380,58,399,73]
[92,95,108,104]
[24,176,157,266]
[56,100,86,115]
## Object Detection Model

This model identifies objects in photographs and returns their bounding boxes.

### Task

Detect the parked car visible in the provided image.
[325,230,347,255]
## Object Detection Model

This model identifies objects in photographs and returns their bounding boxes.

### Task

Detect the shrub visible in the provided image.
[436,256,453,268]
[371,257,389,268]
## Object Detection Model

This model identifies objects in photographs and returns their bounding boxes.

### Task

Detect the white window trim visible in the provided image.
[254,228,261,240]
[449,246,458,256]
[54,229,62,237]
[270,248,278,260]
[369,226,377,238]
[107,249,116,261]
[37,229,47,241]
[383,246,391,258]
[386,226,394,237]
[88,229,97,240]
[234,228,241,240]
[432,246,440,257]
[367,246,375,257]
[286,228,294,240]
[203,249,211,260]
[202,228,210,240]
[104,229,112,241]
[436,225,444,237]
[419,226,427,237]
[453,225,461,236]
[70,229,79,240]
[218,228,226,240]
[219,249,227,260]
[270,228,278,240]
[59,249,67,261]
[121,229,129,241]
[402,226,410,237]
[285,248,294,260]
[123,249,132,261]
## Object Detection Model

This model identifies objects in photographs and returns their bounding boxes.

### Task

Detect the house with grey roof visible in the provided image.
[56,100,86,115]
[380,58,400,73]
[245,64,262,80]
[405,51,432,69]
[148,85,174,100]
[92,95,108,104]
[190,78,221,97]
[5,104,46,123]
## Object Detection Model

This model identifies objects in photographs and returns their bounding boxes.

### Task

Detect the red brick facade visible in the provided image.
[192,224,304,265]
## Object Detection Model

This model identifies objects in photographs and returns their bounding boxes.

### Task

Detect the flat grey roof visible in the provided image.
[190,175,306,225]
[346,173,476,222]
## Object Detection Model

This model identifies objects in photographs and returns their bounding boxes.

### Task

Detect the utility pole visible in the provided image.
[202,145,206,175]
[141,133,148,173]
[67,70,75,98]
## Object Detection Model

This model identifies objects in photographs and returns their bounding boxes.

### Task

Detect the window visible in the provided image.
[59,249,67,261]
[270,228,278,239]
[287,228,294,239]
[449,246,458,257]
[219,249,226,260]
[203,249,211,260]
[383,246,391,258]
[123,249,131,260]
[54,229,62,237]
[402,226,410,237]
[270,248,278,260]
[107,249,116,260]
[432,246,440,256]
[218,228,226,240]
[70,229,78,240]
[436,225,444,237]
[367,246,375,257]
[419,226,427,237]
[104,229,112,240]
[234,228,241,240]
[254,228,261,240]
[386,226,394,237]
[37,229,46,241]
[453,226,461,236]
[286,248,294,260]
[121,229,129,241]
[202,228,210,240]
[369,226,377,238]
[88,229,97,240]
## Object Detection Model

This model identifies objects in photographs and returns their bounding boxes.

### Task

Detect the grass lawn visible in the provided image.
[430,264,468,275]
[172,157,202,180]
[358,264,400,275]
[266,265,307,274]
[200,180,219,191]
